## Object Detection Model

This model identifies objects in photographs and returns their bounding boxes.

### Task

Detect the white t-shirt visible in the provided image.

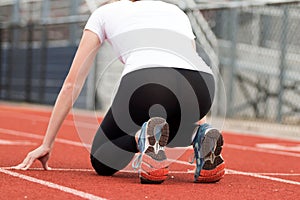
[85,0,212,75]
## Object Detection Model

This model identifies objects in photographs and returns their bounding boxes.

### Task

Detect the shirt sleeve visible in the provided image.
[84,8,106,43]
[183,13,196,40]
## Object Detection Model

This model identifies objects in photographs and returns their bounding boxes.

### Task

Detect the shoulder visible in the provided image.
[93,0,130,13]
[147,1,182,10]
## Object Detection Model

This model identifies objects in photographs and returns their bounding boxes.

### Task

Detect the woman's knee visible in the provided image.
[90,153,118,176]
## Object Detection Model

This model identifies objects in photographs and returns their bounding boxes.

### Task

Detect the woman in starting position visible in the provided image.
[13,0,225,184]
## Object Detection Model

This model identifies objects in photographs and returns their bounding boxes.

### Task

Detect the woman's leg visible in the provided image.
[90,109,139,176]
[90,67,215,175]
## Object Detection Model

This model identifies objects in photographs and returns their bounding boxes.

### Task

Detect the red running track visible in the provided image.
[0,102,299,199]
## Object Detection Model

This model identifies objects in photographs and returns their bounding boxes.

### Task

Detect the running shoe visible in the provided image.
[190,123,225,183]
[132,117,169,184]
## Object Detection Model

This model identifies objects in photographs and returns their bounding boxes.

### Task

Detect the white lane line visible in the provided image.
[2,167,300,186]
[168,158,194,166]
[226,169,300,186]
[256,143,300,152]
[3,107,300,152]
[0,167,95,172]
[2,127,300,158]
[0,167,193,174]
[226,144,300,158]
[0,167,194,175]
[258,173,300,176]
[0,128,91,148]
[2,167,300,177]
[14,168,300,176]
[0,168,106,200]
[0,139,37,146]
[0,110,99,129]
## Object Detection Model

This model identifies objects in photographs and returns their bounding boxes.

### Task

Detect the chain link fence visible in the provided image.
[201,2,300,125]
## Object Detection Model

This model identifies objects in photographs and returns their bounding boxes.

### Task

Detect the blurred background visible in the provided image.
[0,0,299,137]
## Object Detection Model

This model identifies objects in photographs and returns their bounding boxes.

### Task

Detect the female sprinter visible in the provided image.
[13,0,225,184]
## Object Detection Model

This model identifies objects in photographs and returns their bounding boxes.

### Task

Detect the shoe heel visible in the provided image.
[202,129,221,157]
[147,117,167,146]
[159,123,169,147]
[197,129,225,183]
[139,117,169,184]
[214,134,224,156]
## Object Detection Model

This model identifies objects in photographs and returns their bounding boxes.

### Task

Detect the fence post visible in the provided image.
[39,26,48,103]
[25,21,34,102]
[69,0,80,46]
[259,15,271,47]
[5,0,21,100]
[39,0,50,103]
[227,8,238,117]
[277,6,289,122]
[6,25,14,100]
[0,22,2,98]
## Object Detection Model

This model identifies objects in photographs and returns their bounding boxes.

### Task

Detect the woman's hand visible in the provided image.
[11,145,51,170]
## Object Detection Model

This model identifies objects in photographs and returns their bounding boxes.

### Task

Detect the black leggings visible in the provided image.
[90,67,215,176]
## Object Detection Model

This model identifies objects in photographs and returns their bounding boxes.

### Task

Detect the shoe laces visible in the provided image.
[189,123,211,181]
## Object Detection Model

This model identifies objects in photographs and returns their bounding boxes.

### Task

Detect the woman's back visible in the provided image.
[85,0,211,75]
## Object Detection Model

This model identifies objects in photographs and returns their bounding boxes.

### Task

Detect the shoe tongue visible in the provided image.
[192,123,210,144]
[199,123,211,134]
[138,122,148,152]
[154,123,164,141]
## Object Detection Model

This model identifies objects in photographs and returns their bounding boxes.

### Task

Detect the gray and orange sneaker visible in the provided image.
[190,123,225,183]
[132,117,169,184]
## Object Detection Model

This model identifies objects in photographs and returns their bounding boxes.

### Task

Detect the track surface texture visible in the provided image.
[0,103,299,200]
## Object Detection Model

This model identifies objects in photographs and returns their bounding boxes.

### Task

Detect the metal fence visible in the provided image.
[0,0,90,107]
[203,3,300,125]
[0,0,300,125]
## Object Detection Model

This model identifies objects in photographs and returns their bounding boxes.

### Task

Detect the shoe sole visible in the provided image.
[195,129,225,183]
[140,117,169,184]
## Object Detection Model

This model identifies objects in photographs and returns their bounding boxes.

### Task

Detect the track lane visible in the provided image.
[1,103,300,199]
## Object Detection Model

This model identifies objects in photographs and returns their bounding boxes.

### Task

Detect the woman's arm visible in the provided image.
[42,30,101,149]
[12,30,101,170]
